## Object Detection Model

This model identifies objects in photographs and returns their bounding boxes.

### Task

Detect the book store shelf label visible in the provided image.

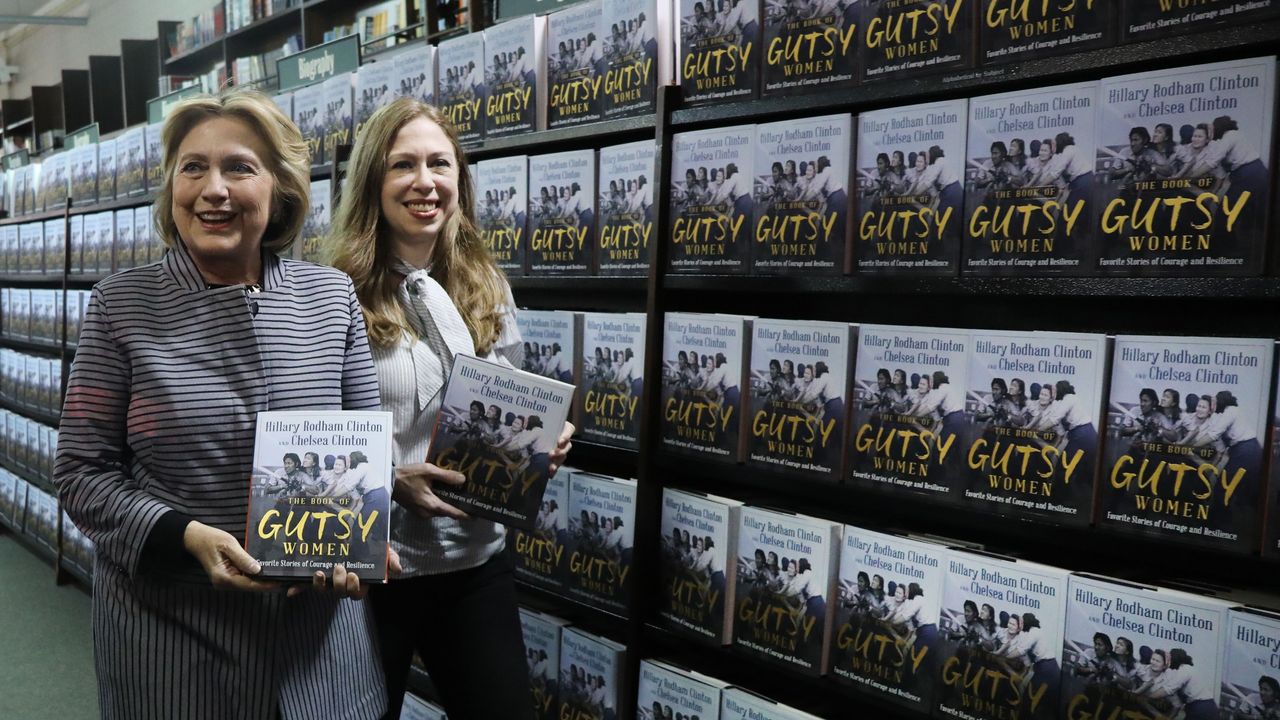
[66,123,99,149]
[496,0,589,22]
[147,86,203,124]
[277,35,360,92]
[3,149,28,170]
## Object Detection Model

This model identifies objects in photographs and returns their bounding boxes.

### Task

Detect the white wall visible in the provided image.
[2,0,216,99]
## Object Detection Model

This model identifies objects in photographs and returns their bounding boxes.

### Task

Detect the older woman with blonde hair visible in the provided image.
[326,97,572,719]
[56,89,389,719]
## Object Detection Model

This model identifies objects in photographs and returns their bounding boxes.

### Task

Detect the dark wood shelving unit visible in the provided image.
[88,56,126,135]
[60,70,93,134]
[122,38,164,127]
[0,336,62,357]
[465,115,656,160]
[164,38,226,77]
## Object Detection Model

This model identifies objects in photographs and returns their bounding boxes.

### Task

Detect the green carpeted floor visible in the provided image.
[0,531,98,720]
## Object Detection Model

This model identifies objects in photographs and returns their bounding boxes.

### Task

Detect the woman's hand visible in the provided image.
[392,462,468,520]
[289,548,403,600]
[550,421,575,475]
[183,521,279,592]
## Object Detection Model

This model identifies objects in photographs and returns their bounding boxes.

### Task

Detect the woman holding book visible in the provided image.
[327,97,573,719]
[55,89,388,719]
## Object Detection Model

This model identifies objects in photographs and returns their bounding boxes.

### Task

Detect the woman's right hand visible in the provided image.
[392,462,468,520]
[183,521,280,592]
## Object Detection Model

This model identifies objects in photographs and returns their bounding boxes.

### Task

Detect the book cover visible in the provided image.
[601,0,668,118]
[831,527,946,712]
[2,227,16,274]
[961,330,1105,526]
[401,694,449,720]
[527,150,595,275]
[855,99,969,273]
[273,92,293,121]
[145,123,164,193]
[515,309,576,385]
[322,72,354,166]
[43,153,69,211]
[509,467,573,591]
[355,57,397,139]
[133,206,153,266]
[19,223,41,275]
[484,16,545,137]
[669,125,755,274]
[98,138,117,201]
[659,486,743,644]
[558,627,626,720]
[979,0,1111,64]
[302,178,332,263]
[963,82,1099,275]
[115,208,135,271]
[661,312,747,461]
[117,127,146,197]
[437,32,487,143]
[860,0,973,82]
[9,290,28,339]
[1122,1,1279,42]
[1222,607,1280,719]
[1063,574,1229,720]
[936,549,1068,720]
[597,140,655,275]
[71,144,99,207]
[636,659,729,719]
[720,687,825,719]
[69,215,83,274]
[519,607,571,720]
[849,324,971,501]
[564,472,637,613]
[426,355,575,530]
[746,317,850,480]
[476,155,528,275]
[1101,335,1272,552]
[0,470,14,528]
[393,44,435,106]
[243,410,395,582]
[1094,57,1276,275]
[94,211,115,274]
[733,505,841,676]
[751,114,851,274]
[678,0,760,104]
[292,82,327,166]
[578,312,646,449]
[42,220,64,277]
[547,0,604,128]
[1269,352,1280,558]
[762,0,858,95]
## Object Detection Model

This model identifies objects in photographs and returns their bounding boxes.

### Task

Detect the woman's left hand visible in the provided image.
[288,548,403,600]
[549,421,575,475]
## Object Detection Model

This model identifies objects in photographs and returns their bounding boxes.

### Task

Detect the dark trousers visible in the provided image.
[370,552,537,720]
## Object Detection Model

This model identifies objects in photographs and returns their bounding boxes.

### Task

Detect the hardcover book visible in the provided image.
[720,687,825,720]
[68,215,83,274]
[42,220,64,278]
[979,0,1111,64]
[484,15,545,137]
[292,81,326,166]
[515,309,576,385]
[963,82,1099,275]
[557,627,626,720]
[1094,57,1276,275]
[2,227,16,274]
[658,486,743,644]
[509,467,573,591]
[1222,606,1280,719]
[832,527,946,712]
[476,155,528,275]
[436,31,487,143]
[354,58,397,138]
[546,0,604,128]
[669,125,755,274]
[145,123,164,193]
[116,127,146,197]
[1269,354,1280,558]
[392,44,435,106]
[527,150,595,275]
[1101,334,1272,553]
[70,144,98,207]
[597,140,655,275]
[762,0,858,95]
[115,208,134,271]
[752,114,851,274]
[1063,574,1229,720]
[855,99,969,273]
[133,206,153,266]
[860,0,973,82]
[601,0,669,118]
[577,312,646,449]
[848,324,970,501]
[19,223,41,275]
[678,0,760,104]
[97,137,117,201]
[302,178,332,263]
[272,92,293,121]
[636,659,729,720]
[244,410,394,582]
[936,549,1068,720]
[961,329,1105,526]
[564,472,637,613]
[321,72,354,166]
[733,505,841,676]
[746,318,851,481]
[519,607,571,720]
[1122,0,1279,41]
[661,312,748,461]
[95,211,116,274]
[426,354,575,530]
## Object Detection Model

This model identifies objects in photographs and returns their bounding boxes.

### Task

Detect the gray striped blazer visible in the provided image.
[55,241,388,720]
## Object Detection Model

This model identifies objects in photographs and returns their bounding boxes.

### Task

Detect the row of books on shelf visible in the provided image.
[0,470,95,579]
[2,123,162,217]
[1,206,163,276]
[171,2,226,57]
[0,350,67,417]
[231,36,303,86]
[0,410,58,486]
[0,289,87,347]
[226,0,298,34]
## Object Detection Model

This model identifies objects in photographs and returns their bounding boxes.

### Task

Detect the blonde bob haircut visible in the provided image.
[327,97,506,354]
[153,88,311,254]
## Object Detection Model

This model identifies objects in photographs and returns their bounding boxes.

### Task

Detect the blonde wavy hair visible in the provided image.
[326,98,506,353]
[153,88,310,254]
